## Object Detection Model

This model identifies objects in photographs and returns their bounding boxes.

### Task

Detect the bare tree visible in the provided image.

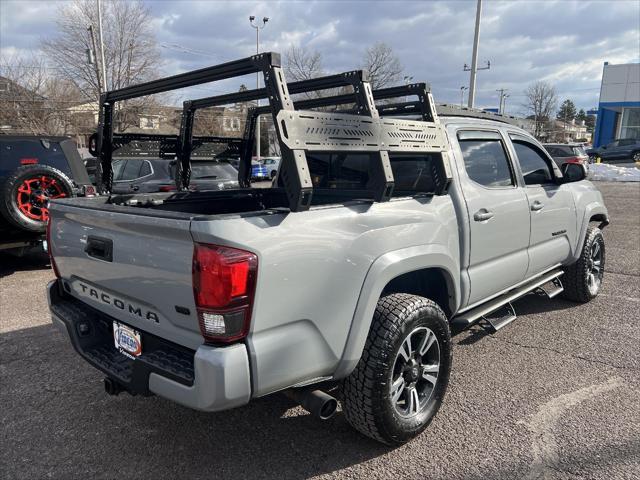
[0,54,87,135]
[284,45,324,82]
[362,42,403,90]
[523,81,558,138]
[41,0,161,131]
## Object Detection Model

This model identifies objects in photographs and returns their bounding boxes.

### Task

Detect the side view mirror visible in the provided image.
[560,162,587,183]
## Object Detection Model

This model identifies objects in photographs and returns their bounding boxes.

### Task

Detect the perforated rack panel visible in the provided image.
[276,110,447,153]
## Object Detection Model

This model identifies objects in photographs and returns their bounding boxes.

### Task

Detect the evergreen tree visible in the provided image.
[557,99,577,123]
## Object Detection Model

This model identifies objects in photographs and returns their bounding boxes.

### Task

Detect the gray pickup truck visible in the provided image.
[47,53,608,445]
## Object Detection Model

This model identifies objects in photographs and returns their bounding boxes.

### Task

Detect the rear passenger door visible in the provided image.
[456,130,531,305]
[508,134,577,277]
[111,159,153,193]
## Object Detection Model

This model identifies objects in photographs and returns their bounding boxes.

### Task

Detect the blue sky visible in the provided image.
[1,0,639,114]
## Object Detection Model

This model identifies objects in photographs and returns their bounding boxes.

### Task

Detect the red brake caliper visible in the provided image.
[16,176,67,221]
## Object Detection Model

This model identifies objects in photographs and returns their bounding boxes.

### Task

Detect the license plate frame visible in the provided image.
[113,321,142,359]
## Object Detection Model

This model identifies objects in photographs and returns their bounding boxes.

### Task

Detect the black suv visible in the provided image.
[0,136,92,252]
[586,138,640,163]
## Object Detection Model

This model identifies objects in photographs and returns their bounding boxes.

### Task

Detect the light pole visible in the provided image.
[249,15,268,162]
[465,0,490,109]
[96,0,107,91]
[403,75,414,102]
[496,89,509,114]
[460,86,468,107]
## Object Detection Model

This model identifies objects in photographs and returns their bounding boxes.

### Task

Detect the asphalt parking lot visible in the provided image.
[1,182,638,480]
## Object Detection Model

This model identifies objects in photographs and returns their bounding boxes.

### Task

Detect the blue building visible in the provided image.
[593,62,640,148]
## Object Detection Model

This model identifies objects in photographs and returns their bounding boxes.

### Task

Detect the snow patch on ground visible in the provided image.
[588,163,640,182]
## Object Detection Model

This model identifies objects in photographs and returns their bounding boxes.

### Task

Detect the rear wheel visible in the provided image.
[0,165,73,233]
[341,293,451,445]
[562,226,605,302]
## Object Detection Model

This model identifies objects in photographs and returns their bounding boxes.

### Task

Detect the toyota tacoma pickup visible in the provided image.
[47,53,608,445]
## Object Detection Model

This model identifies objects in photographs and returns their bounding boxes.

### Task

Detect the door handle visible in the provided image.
[85,236,113,262]
[473,209,494,222]
[531,201,544,211]
[131,185,139,192]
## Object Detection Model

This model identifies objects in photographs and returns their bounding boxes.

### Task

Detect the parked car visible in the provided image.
[109,157,239,194]
[251,159,269,181]
[0,135,93,254]
[47,55,608,445]
[261,157,281,178]
[542,143,590,167]
[586,138,640,163]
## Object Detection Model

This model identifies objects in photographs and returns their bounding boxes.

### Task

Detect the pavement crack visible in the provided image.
[606,270,640,278]
[489,337,637,371]
[521,377,624,480]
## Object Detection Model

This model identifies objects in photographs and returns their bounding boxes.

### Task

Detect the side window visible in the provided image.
[458,136,514,187]
[139,160,152,177]
[119,159,143,181]
[512,141,555,185]
[112,160,126,181]
[544,146,560,156]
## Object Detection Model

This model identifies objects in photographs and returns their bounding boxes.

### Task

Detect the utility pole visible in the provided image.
[96,0,107,91]
[466,0,488,109]
[249,16,269,162]
[460,86,468,107]
[496,88,509,114]
[87,25,102,95]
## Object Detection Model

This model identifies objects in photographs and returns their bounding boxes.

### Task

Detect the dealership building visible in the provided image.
[592,62,640,148]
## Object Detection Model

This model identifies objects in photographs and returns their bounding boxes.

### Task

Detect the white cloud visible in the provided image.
[1,0,638,111]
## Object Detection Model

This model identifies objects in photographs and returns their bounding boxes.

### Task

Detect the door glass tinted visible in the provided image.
[458,138,514,187]
[119,159,143,181]
[512,141,555,185]
[190,161,238,180]
[139,160,152,177]
[112,159,126,180]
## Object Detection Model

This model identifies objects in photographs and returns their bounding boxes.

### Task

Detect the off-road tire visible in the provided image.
[341,293,452,445]
[562,226,605,303]
[0,165,74,233]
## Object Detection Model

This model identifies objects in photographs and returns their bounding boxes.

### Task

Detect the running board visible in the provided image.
[481,302,516,332]
[536,277,564,299]
[452,269,564,330]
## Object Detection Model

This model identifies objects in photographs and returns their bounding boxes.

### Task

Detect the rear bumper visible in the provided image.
[47,280,251,412]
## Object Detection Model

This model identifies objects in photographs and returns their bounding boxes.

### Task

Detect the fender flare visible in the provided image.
[571,202,609,262]
[333,244,460,379]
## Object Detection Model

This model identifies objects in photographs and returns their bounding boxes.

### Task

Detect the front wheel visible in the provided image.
[341,293,452,445]
[562,226,605,302]
[632,151,640,163]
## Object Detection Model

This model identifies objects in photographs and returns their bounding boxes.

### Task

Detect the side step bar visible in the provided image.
[452,269,564,330]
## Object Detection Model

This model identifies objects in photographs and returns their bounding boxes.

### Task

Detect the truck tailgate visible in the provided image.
[48,203,202,350]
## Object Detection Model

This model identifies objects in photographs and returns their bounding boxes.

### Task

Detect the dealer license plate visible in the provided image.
[113,322,142,359]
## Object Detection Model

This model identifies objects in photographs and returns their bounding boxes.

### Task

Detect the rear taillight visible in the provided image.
[158,185,177,192]
[192,243,258,344]
[46,218,61,279]
[564,156,583,164]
